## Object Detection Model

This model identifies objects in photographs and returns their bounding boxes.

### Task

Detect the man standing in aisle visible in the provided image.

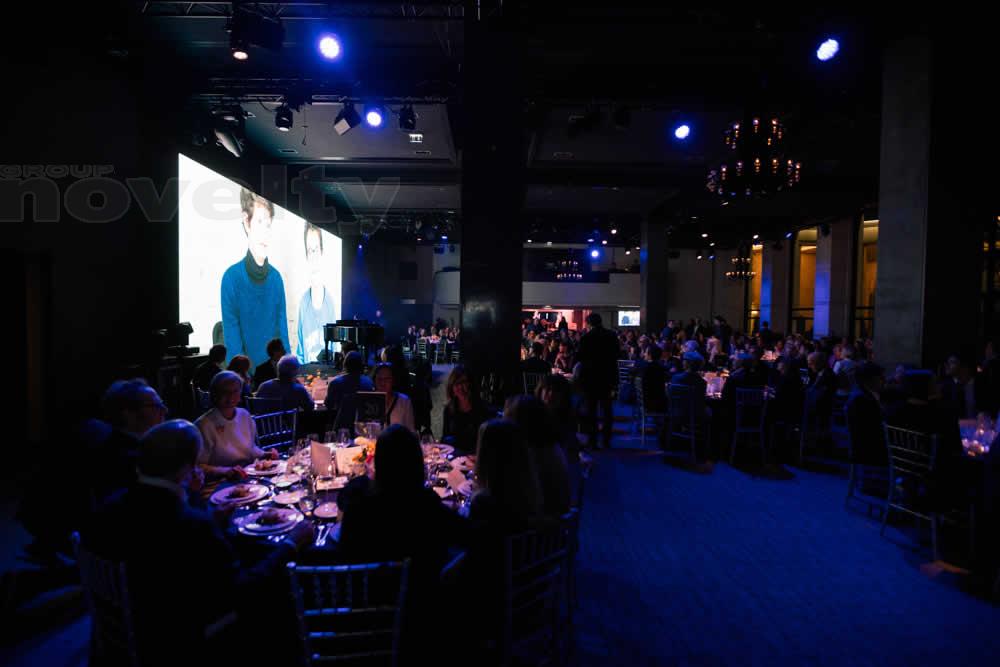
[577,313,620,449]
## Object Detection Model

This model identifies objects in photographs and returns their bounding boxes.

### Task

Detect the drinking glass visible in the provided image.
[421,433,435,447]
[337,429,351,447]
[355,422,368,439]
[368,422,382,439]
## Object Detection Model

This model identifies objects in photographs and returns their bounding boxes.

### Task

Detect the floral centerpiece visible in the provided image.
[353,436,376,465]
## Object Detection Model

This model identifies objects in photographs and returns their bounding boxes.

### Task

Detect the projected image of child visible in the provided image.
[296,223,337,363]
[221,189,290,369]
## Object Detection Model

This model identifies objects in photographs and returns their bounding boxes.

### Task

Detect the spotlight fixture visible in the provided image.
[398,104,417,131]
[674,124,691,140]
[816,38,840,61]
[601,240,607,246]
[230,35,249,61]
[318,34,342,60]
[610,228,618,235]
[590,249,600,259]
[333,102,361,135]
[274,104,293,132]
[365,105,384,128]
[228,5,284,59]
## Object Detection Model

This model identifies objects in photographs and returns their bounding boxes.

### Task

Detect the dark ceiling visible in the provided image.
[122,2,885,248]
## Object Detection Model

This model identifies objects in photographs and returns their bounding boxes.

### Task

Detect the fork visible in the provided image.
[315,523,331,548]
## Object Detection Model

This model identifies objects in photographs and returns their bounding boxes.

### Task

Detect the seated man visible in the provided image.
[669,351,711,467]
[325,351,375,430]
[846,362,887,467]
[521,340,552,375]
[255,354,315,412]
[639,344,669,414]
[252,338,285,391]
[82,420,312,665]
[194,344,227,392]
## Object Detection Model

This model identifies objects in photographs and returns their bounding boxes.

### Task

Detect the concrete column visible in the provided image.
[640,218,668,334]
[759,243,790,335]
[813,217,855,338]
[873,29,986,368]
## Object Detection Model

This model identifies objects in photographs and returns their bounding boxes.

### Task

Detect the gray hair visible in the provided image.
[138,420,202,478]
[209,370,244,404]
[102,379,155,427]
[277,354,301,380]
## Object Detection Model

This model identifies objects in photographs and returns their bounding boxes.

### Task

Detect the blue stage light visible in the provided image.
[674,124,691,140]
[817,38,839,61]
[590,249,600,259]
[318,34,342,60]
[365,106,384,128]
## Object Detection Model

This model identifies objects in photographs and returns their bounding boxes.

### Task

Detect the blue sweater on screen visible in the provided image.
[221,252,290,369]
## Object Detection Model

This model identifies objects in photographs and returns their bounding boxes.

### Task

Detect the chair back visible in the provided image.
[734,388,767,433]
[192,381,213,412]
[633,376,646,409]
[617,360,635,388]
[253,409,298,451]
[502,516,572,665]
[247,395,283,415]
[450,344,461,363]
[416,339,428,360]
[883,424,937,484]
[523,372,545,395]
[73,533,140,667]
[287,560,410,666]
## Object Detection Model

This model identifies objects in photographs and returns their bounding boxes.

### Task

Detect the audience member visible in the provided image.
[195,371,276,478]
[226,354,253,398]
[252,338,286,390]
[503,395,571,516]
[194,344,227,391]
[325,351,374,431]
[521,340,553,374]
[442,365,493,455]
[576,313,620,449]
[255,354,314,412]
[373,363,416,432]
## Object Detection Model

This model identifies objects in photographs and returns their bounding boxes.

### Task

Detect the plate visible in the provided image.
[315,476,348,491]
[271,473,302,488]
[273,489,306,505]
[451,455,476,472]
[210,483,270,506]
[236,508,303,535]
[314,502,338,519]
[456,480,475,498]
[245,460,286,476]
[422,443,455,459]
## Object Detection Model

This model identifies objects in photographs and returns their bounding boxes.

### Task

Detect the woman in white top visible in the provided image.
[372,363,416,433]
[195,371,277,478]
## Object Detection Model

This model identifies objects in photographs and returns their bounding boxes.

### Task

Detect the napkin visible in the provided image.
[446,468,467,494]
[432,486,450,498]
[335,445,365,474]
[310,441,334,476]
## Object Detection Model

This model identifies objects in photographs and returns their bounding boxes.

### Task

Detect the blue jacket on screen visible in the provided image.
[221,252,290,369]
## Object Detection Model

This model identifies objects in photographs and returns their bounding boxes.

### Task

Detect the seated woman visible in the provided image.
[338,425,471,658]
[503,395,572,517]
[468,419,544,529]
[372,363,416,433]
[195,371,276,478]
[442,365,492,455]
[226,354,253,399]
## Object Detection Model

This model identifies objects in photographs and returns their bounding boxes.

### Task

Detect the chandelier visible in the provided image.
[707,115,801,200]
[555,259,582,281]
[726,256,756,281]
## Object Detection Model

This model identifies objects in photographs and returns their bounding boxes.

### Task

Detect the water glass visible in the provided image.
[337,429,351,446]
[324,430,336,444]
[355,422,368,439]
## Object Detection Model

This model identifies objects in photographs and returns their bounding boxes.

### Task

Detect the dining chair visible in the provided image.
[450,344,461,364]
[501,517,572,667]
[253,409,298,451]
[191,381,212,412]
[730,388,767,465]
[415,339,428,360]
[287,560,410,666]
[634,376,667,449]
[843,412,888,517]
[523,372,545,396]
[617,360,636,402]
[247,395,283,415]
[72,533,140,667]
[665,384,709,464]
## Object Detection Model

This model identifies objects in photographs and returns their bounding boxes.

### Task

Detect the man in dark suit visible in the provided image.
[669,352,711,466]
[846,362,887,466]
[577,313,620,449]
[521,340,553,375]
[252,337,286,390]
[194,344,227,391]
[82,421,313,665]
[805,351,836,428]
[639,344,669,414]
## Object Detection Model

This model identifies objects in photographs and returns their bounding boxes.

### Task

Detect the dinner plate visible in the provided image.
[245,460,286,476]
[451,455,475,472]
[271,473,302,488]
[273,489,306,505]
[313,502,338,519]
[236,508,303,535]
[210,483,270,506]
[421,443,455,459]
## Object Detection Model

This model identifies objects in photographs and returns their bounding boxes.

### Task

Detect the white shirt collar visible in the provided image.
[136,472,188,504]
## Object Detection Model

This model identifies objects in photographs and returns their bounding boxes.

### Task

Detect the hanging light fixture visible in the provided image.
[707,115,801,200]
[726,255,756,281]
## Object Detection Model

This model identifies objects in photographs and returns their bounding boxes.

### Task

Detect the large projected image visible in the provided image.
[178,154,342,368]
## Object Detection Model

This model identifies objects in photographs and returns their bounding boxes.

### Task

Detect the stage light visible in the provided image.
[817,38,839,61]
[610,228,617,235]
[674,124,691,140]
[398,105,417,131]
[701,233,709,238]
[365,105,384,128]
[590,249,600,258]
[587,237,594,243]
[213,127,243,157]
[231,36,249,61]
[526,239,532,243]
[601,240,607,245]
[625,249,631,255]
[318,34,341,60]
[753,234,759,240]
[275,105,293,132]
[785,231,793,239]
[441,235,448,240]
[334,102,361,135]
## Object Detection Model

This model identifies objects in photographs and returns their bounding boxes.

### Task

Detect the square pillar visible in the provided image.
[640,218,668,334]
[760,242,790,335]
[814,217,855,338]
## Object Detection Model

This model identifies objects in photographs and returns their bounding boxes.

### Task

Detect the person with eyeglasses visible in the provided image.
[89,379,168,505]
[295,223,337,363]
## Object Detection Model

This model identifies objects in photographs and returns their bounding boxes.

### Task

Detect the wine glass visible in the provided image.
[355,422,368,439]
[337,429,351,447]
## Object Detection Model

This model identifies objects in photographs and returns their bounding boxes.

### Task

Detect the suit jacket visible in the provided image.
[576,326,620,395]
[252,360,278,390]
[846,387,886,465]
[82,484,294,663]
[720,368,764,418]
[87,429,141,507]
